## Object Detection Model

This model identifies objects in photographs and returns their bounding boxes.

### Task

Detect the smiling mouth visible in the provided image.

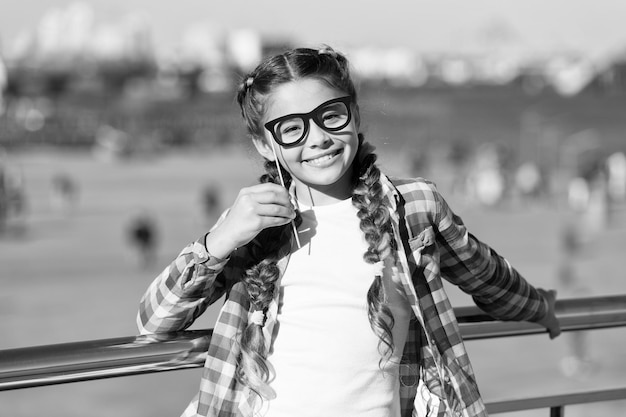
[302,149,343,166]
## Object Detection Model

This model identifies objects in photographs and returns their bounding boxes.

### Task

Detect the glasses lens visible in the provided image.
[319,101,350,130]
[275,117,306,145]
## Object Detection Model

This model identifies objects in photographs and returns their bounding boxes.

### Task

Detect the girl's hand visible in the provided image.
[205,183,296,259]
[535,288,561,339]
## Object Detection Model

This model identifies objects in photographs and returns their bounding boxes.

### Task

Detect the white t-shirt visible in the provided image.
[263,198,412,417]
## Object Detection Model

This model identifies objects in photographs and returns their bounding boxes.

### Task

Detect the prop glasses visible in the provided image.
[264,96,352,148]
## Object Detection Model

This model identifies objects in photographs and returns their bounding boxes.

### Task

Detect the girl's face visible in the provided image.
[253,79,360,205]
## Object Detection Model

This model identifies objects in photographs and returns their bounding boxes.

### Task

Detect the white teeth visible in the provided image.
[305,153,335,166]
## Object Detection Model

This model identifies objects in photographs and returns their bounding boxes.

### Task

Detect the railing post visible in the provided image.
[550,406,564,417]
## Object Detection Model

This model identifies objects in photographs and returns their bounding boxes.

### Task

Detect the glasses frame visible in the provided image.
[263,96,353,148]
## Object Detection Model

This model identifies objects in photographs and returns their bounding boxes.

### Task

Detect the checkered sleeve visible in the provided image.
[136,235,231,334]
[431,182,548,322]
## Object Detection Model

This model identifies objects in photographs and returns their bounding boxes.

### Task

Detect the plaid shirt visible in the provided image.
[137,175,548,417]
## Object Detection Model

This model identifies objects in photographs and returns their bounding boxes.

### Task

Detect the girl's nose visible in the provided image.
[306,122,332,147]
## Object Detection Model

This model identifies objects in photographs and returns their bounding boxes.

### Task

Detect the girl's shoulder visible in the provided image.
[387,176,441,204]
[385,176,440,239]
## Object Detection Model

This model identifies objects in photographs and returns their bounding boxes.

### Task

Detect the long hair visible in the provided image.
[236,160,295,401]
[235,46,396,400]
[351,135,397,361]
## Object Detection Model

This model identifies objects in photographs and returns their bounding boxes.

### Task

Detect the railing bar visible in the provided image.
[456,294,626,323]
[0,352,196,379]
[461,321,626,340]
[0,331,212,373]
[486,387,626,413]
[460,312,626,340]
[0,360,204,391]
[1,294,624,407]
[553,295,626,313]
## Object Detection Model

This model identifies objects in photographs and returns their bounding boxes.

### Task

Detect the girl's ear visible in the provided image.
[252,136,276,161]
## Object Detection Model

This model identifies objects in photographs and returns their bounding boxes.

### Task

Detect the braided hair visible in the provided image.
[235,46,396,400]
[236,160,296,400]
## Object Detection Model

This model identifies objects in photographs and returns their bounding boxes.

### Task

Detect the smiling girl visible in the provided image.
[137,45,560,417]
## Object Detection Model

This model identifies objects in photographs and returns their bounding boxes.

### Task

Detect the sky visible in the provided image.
[2,0,626,57]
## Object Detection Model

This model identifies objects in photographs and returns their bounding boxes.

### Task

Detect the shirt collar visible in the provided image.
[380,172,400,213]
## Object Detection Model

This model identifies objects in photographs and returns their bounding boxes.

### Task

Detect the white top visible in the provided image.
[263,198,412,417]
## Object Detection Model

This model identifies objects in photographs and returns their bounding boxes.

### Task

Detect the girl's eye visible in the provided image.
[321,109,348,127]
[323,112,340,121]
[279,120,303,137]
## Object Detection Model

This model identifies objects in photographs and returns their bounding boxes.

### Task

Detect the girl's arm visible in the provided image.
[430,182,559,336]
[136,234,231,334]
[136,183,295,335]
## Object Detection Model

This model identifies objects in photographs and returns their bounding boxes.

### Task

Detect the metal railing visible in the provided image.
[1,294,625,415]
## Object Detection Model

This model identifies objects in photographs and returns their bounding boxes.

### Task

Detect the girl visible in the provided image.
[137,46,560,417]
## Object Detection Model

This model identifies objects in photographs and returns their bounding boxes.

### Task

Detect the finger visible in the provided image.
[550,325,562,339]
[255,203,296,219]
[249,189,293,208]
[262,215,296,228]
[234,188,292,216]
[249,212,295,233]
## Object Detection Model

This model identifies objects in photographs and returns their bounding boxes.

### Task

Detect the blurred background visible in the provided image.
[1,1,625,416]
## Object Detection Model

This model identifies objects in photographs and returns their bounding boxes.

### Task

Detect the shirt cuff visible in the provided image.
[191,233,229,269]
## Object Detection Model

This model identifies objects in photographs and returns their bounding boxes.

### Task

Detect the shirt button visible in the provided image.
[195,250,209,263]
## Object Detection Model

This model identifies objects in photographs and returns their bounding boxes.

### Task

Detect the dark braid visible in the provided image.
[351,134,396,360]
[236,160,299,400]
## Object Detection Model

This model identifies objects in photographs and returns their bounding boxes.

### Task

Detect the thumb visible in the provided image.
[536,288,561,339]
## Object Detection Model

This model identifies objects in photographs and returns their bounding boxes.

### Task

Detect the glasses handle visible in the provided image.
[269,140,302,249]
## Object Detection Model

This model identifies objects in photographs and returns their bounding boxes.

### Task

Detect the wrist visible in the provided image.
[204,228,238,260]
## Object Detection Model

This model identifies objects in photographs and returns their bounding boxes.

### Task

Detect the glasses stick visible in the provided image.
[269,140,302,249]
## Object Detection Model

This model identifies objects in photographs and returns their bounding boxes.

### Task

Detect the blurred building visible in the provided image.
[226,29,262,73]
[1,1,626,156]
[8,3,153,63]
[3,2,626,98]
[349,46,429,87]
